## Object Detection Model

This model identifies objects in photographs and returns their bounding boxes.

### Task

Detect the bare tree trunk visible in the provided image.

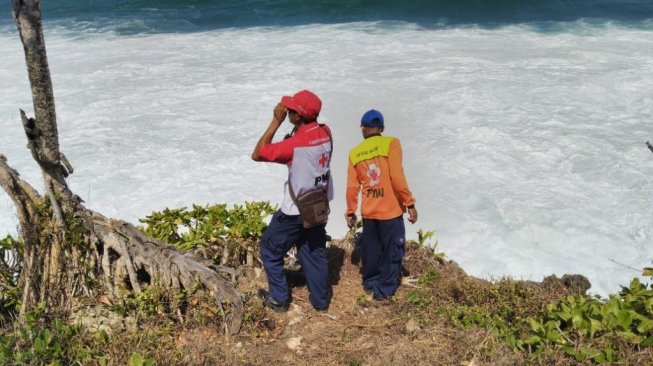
[1,0,243,333]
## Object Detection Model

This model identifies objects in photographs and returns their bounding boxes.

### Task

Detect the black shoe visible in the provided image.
[313,306,328,312]
[370,296,392,307]
[257,289,289,313]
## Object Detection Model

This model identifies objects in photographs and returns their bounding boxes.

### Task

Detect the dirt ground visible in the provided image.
[171,236,524,366]
[81,233,653,366]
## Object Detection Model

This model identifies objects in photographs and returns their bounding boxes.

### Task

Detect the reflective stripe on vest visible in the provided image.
[349,136,394,166]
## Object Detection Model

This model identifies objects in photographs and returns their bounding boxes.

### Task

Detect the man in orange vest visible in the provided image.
[346,109,417,301]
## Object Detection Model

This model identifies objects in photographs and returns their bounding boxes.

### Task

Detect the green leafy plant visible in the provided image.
[418,267,439,286]
[140,201,275,248]
[416,228,434,247]
[348,356,363,366]
[408,228,445,260]
[404,290,432,308]
[513,278,653,363]
[139,201,276,265]
[115,281,223,326]
[0,235,22,315]
[0,303,103,365]
[130,352,155,366]
[356,294,370,306]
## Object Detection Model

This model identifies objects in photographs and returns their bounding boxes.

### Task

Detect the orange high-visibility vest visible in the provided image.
[346,135,415,220]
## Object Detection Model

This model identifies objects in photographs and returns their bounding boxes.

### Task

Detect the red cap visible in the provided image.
[281,90,322,120]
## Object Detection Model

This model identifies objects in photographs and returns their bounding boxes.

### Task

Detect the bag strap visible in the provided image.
[288,124,333,204]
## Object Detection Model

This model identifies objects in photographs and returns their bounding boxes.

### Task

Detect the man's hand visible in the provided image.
[346,213,357,229]
[407,206,418,224]
[251,102,287,161]
[273,102,287,123]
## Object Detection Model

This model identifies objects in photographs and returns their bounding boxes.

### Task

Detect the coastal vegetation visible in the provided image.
[2,203,653,364]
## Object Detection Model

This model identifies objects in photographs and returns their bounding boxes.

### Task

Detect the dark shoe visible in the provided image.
[257,289,289,313]
[372,292,393,302]
[370,297,392,308]
[313,305,328,312]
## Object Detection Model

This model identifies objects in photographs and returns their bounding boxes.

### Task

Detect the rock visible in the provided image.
[286,336,302,351]
[73,306,137,334]
[232,341,245,358]
[405,318,421,334]
[542,274,591,294]
[287,304,304,327]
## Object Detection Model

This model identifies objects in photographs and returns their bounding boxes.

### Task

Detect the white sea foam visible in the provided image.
[1,22,652,295]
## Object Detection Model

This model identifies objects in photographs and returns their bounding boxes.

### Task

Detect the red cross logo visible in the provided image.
[367,163,381,186]
[369,169,378,181]
[319,153,328,168]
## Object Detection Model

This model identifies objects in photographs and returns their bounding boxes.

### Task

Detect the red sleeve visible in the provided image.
[258,138,295,164]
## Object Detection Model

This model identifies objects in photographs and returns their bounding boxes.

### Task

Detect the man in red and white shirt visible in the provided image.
[252,90,333,312]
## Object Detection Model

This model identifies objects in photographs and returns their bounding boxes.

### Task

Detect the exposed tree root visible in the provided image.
[0,154,244,333]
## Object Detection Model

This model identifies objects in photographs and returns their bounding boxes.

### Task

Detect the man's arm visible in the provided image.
[388,139,418,223]
[345,159,360,228]
[251,103,287,161]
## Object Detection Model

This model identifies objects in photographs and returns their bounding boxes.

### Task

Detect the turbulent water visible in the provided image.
[2,0,653,31]
[1,1,652,295]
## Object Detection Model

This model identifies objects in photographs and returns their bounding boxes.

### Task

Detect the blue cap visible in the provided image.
[360,109,384,127]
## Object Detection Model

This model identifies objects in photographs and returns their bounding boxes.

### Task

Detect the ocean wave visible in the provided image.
[1,0,652,35]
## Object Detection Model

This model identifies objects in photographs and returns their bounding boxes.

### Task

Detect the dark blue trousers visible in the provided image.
[360,216,406,299]
[259,210,329,309]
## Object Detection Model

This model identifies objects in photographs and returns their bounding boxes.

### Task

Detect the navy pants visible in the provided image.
[259,210,329,310]
[360,216,406,299]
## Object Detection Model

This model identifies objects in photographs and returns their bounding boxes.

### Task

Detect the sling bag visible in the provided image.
[288,125,333,229]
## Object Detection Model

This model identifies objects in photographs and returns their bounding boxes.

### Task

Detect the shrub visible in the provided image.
[0,304,104,365]
[139,201,276,266]
[0,235,22,316]
[518,278,653,363]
